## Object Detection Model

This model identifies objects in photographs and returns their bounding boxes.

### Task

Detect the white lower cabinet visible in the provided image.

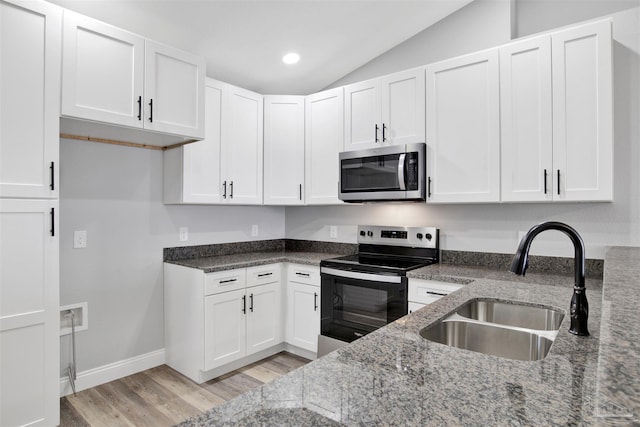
[408,279,464,312]
[165,263,282,383]
[285,264,321,353]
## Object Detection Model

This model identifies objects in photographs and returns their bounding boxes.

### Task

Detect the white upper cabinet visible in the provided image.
[500,35,553,202]
[263,96,305,205]
[222,85,264,204]
[61,11,144,129]
[305,87,344,205]
[344,68,425,151]
[551,20,613,202]
[144,40,205,138]
[426,49,501,203]
[61,10,205,144]
[501,19,612,202]
[0,0,60,199]
[163,79,224,204]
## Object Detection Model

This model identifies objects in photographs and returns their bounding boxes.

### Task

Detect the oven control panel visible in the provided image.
[357,225,438,249]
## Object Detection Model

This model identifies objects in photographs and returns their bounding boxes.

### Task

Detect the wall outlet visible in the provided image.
[251,224,259,237]
[60,302,88,336]
[73,230,87,249]
[329,225,338,239]
[179,227,188,242]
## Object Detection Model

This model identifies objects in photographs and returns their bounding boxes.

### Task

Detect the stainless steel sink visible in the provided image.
[420,320,554,361]
[456,299,564,331]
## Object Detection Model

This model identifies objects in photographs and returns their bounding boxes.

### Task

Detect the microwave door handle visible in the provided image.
[397,153,406,191]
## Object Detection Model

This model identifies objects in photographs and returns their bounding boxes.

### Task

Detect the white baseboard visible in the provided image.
[59,348,165,397]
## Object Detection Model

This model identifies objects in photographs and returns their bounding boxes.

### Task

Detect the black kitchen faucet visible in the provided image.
[509,221,589,336]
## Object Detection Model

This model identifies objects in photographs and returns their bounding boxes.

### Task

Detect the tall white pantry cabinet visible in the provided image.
[0,0,61,426]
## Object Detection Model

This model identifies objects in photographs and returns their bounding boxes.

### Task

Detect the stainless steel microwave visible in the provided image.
[338,143,426,202]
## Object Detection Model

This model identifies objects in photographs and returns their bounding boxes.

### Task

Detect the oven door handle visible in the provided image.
[321,267,402,284]
[397,153,406,191]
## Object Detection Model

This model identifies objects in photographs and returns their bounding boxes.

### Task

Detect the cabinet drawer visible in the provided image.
[408,279,463,305]
[204,268,246,295]
[246,264,281,287]
[287,264,320,286]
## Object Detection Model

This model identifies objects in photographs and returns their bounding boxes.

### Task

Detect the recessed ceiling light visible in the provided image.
[282,52,300,65]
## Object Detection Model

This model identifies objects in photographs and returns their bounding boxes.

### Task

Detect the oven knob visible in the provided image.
[416,233,423,240]
[425,233,433,241]
[367,231,374,237]
[359,230,366,237]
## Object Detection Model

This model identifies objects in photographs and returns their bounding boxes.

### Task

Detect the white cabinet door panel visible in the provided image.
[344,80,380,150]
[0,0,60,199]
[381,68,425,146]
[305,88,344,205]
[263,96,305,205]
[286,282,319,352]
[500,36,553,202]
[246,283,282,355]
[204,289,247,371]
[552,20,613,201]
[144,40,205,139]
[61,11,144,128]
[426,50,500,203]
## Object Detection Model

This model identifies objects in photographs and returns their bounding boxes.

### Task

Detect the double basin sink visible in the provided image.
[420,299,565,361]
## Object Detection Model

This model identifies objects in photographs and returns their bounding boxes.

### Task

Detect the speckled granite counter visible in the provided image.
[178,246,640,426]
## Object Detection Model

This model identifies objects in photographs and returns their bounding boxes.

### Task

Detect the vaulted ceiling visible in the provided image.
[48,0,474,94]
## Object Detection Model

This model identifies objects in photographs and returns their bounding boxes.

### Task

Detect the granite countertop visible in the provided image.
[164,250,341,273]
[178,246,640,426]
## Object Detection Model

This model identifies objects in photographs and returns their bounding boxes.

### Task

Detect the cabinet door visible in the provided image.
[144,40,205,139]
[263,95,305,205]
[344,79,380,151]
[305,88,344,205]
[222,86,263,204]
[426,49,500,203]
[380,67,426,146]
[246,283,282,355]
[0,0,60,199]
[204,289,247,371]
[164,79,225,204]
[286,282,320,353]
[552,20,613,201]
[0,199,59,427]
[500,36,553,202]
[61,10,144,129]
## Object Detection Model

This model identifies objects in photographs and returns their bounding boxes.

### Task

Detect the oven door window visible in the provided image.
[321,274,407,343]
[341,153,402,193]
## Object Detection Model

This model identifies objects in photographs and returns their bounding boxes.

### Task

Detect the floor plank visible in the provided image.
[60,352,310,426]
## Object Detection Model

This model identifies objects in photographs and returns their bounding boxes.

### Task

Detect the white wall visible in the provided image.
[59,139,285,376]
[328,0,515,89]
[286,5,640,261]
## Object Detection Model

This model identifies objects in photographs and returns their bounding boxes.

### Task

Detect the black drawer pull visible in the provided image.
[295,272,310,277]
[426,291,447,297]
[258,272,273,277]
[219,278,237,284]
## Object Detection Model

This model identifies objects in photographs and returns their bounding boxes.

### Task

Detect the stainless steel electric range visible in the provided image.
[318,225,439,357]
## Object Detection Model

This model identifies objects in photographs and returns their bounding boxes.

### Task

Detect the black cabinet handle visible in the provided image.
[223,181,227,199]
[426,291,447,297]
[299,184,302,201]
[49,161,55,191]
[295,272,310,277]
[219,278,237,284]
[557,170,561,195]
[242,295,246,314]
[382,123,387,142]
[137,96,142,121]
[375,124,379,143]
[50,208,55,237]
[427,177,432,198]
[543,169,548,194]
[148,99,153,123]
[257,272,273,277]
[230,181,234,199]
[249,293,254,312]
[314,292,318,311]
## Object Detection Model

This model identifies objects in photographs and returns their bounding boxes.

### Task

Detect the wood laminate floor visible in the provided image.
[59,352,310,427]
